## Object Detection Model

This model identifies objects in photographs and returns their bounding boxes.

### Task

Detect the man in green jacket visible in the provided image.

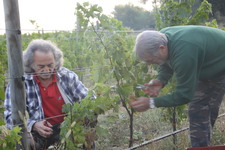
[131,25,225,147]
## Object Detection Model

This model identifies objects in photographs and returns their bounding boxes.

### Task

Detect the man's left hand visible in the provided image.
[130,97,151,112]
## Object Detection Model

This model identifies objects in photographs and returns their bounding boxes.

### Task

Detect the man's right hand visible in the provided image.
[33,120,53,138]
[143,79,163,97]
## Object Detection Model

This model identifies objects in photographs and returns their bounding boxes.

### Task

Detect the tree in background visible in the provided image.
[113,4,155,30]
[206,0,225,27]
[187,0,225,27]
[141,0,225,27]
[154,0,212,30]
[206,0,225,16]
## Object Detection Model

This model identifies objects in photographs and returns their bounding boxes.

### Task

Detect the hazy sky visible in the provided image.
[0,0,153,34]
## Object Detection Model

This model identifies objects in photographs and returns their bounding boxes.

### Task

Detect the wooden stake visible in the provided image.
[3,0,28,149]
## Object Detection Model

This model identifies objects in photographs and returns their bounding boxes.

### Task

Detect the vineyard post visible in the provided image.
[76,2,80,43]
[3,0,28,149]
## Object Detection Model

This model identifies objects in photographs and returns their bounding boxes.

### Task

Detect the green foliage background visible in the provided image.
[0,0,224,149]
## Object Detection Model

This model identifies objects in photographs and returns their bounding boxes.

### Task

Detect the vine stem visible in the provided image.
[90,22,134,147]
[69,105,75,145]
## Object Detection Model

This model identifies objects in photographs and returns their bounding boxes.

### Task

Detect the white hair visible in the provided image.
[135,30,168,61]
[23,39,64,73]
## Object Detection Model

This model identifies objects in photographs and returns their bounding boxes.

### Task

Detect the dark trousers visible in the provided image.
[28,124,60,150]
[188,78,225,147]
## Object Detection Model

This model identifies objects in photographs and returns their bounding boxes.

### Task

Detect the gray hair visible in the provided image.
[135,30,168,61]
[23,39,64,73]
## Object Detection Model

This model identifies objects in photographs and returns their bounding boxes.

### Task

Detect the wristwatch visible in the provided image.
[149,98,156,109]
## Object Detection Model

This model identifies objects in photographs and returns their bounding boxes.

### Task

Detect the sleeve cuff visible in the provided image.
[27,120,36,132]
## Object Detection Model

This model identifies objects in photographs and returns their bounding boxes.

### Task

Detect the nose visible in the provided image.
[42,66,52,72]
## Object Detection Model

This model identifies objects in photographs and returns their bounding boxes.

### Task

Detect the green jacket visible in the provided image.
[155,25,225,107]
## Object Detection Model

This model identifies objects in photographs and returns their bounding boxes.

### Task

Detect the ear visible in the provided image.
[159,45,168,56]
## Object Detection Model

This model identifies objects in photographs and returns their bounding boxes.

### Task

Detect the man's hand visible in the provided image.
[33,120,53,138]
[143,79,163,97]
[130,97,151,112]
